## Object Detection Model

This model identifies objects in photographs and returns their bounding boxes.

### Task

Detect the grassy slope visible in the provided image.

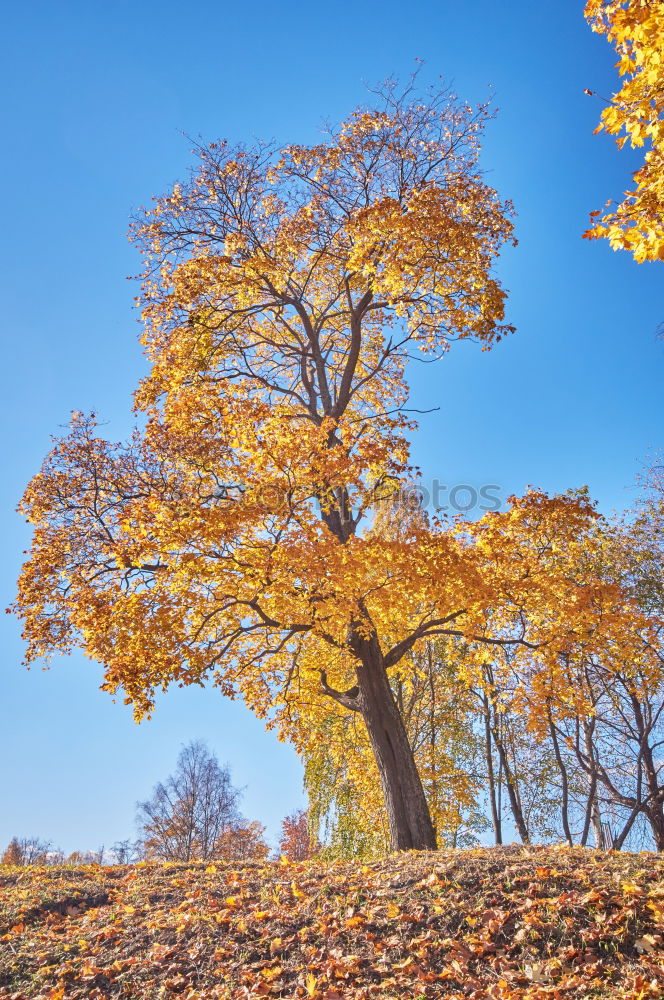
[0,846,662,999]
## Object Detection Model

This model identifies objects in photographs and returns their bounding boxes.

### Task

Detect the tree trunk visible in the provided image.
[490,721,530,845]
[580,774,596,846]
[352,631,437,851]
[482,692,502,844]
[630,693,664,852]
[548,710,573,846]
[645,805,664,852]
[590,796,604,848]
[582,722,604,848]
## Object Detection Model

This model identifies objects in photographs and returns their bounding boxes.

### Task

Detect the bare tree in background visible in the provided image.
[65,846,105,865]
[111,839,142,864]
[1,837,61,865]
[137,741,241,861]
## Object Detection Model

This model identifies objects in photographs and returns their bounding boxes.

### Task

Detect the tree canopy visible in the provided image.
[14,78,658,850]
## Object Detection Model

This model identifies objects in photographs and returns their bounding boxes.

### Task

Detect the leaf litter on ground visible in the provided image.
[0,845,662,999]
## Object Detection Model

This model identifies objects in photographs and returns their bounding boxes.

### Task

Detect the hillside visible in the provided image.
[1,846,662,999]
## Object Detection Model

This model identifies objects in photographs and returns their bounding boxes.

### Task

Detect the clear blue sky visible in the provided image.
[1,0,661,855]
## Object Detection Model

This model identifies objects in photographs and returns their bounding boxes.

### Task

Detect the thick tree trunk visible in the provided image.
[642,762,664,851]
[645,805,664,852]
[352,631,437,851]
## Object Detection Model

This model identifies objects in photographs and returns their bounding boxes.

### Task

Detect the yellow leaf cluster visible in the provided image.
[585,0,664,261]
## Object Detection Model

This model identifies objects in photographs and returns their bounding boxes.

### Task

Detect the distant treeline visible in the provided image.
[2,741,314,866]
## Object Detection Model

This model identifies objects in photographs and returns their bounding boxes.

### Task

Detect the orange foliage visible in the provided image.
[13,78,658,849]
[278,810,317,861]
[215,821,269,862]
[584,0,664,260]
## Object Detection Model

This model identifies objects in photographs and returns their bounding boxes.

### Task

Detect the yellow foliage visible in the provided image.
[12,80,660,850]
[585,0,664,261]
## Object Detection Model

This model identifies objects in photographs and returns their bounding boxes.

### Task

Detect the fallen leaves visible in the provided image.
[0,846,663,999]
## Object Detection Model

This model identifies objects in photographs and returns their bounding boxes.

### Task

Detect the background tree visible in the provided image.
[469,655,571,846]
[552,473,664,849]
[584,0,664,261]
[277,809,317,861]
[1,838,60,865]
[110,840,142,864]
[65,847,105,865]
[14,77,648,851]
[484,475,664,851]
[1,839,24,866]
[214,820,269,861]
[137,741,241,861]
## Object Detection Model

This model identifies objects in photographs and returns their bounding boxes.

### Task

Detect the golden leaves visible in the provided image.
[12,82,662,853]
[585,0,664,261]
[1,849,663,998]
[11,87,517,736]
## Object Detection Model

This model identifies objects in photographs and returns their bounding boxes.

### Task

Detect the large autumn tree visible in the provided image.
[15,79,644,850]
